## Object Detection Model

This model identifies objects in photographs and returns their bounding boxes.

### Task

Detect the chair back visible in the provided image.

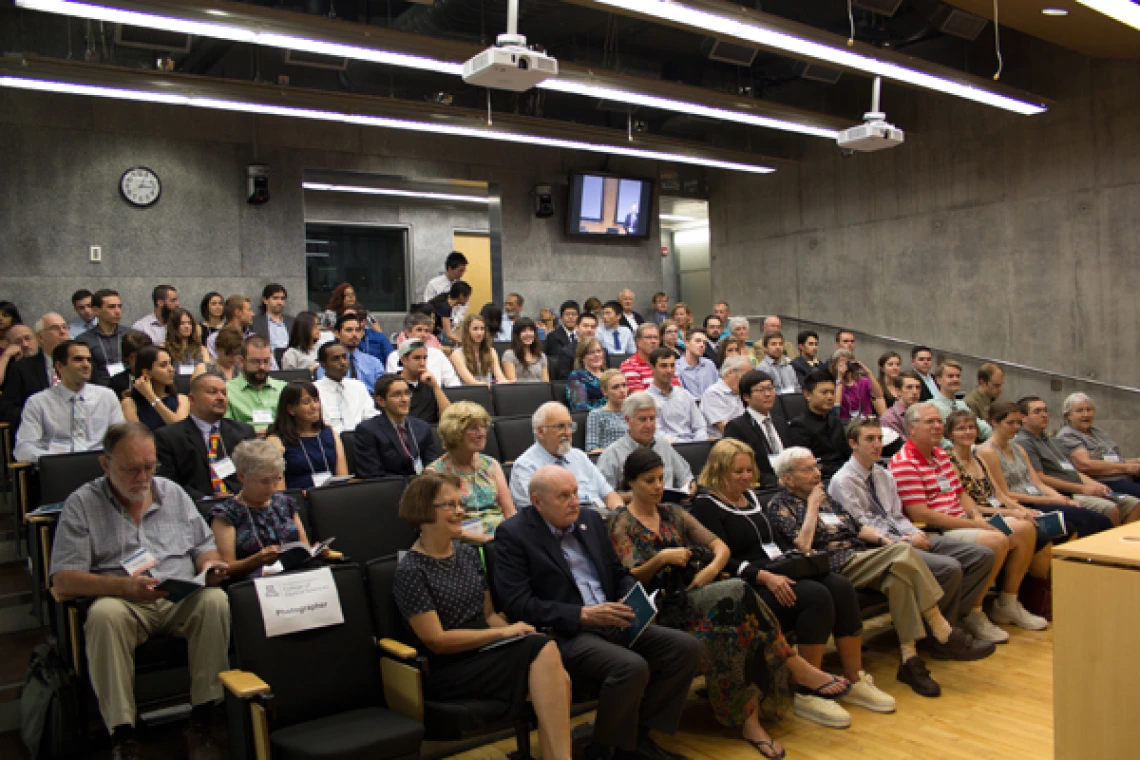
[365,555,410,644]
[493,416,535,464]
[443,386,494,416]
[306,478,415,562]
[775,393,807,422]
[270,369,311,384]
[607,353,632,370]
[491,342,511,358]
[228,563,383,728]
[492,383,553,418]
[273,347,287,367]
[280,488,312,537]
[37,450,105,505]
[340,430,357,476]
[553,381,569,408]
[674,441,713,480]
[571,411,589,451]
[174,374,192,395]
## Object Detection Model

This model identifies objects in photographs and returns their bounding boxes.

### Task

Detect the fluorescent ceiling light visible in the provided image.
[303,182,490,204]
[0,74,775,174]
[1040,8,1069,16]
[584,0,1047,115]
[15,0,837,138]
[1075,0,1140,29]
[659,214,695,220]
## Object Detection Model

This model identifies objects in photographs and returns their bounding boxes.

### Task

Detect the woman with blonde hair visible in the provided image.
[566,337,607,411]
[451,313,508,386]
[669,303,693,336]
[585,369,630,452]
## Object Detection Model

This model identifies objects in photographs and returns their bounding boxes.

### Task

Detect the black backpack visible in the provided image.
[20,640,85,759]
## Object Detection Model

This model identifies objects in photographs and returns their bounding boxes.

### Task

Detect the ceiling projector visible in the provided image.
[462,0,557,92]
[836,77,905,152]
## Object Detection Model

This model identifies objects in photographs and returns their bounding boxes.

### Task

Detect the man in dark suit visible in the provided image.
[784,369,850,480]
[790,330,822,387]
[494,466,699,760]
[623,203,640,235]
[0,313,68,426]
[554,312,608,381]
[155,372,256,500]
[723,369,791,489]
[911,345,938,402]
[618,289,645,334]
[544,300,580,359]
[250,283,294,351]
[354,374,441,480]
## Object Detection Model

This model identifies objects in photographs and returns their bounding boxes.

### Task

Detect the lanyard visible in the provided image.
[708,491,775,547]
[391,417,421,463]
[299,433,333,475]
[241,500,278,549]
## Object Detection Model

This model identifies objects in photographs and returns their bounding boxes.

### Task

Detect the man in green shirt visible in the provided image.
[963,363,1004,423]
[225,336,285,435]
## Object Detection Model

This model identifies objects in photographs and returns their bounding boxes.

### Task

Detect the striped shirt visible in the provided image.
[889,439,965,518]
[620,353,679,393]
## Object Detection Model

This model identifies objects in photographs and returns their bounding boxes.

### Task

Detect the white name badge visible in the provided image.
[1059,460,1076,472]
[311,471,332,488]
[936,477,953,493]
[178,364,196,376]
[1104,454,1122,463]
[988,496,1003,509]
[122,547,158,577]
[768,455,780,470]
[48,440,73,454]
[212,457,236,479]
[413,458,424,475]
[1025,485,1042,496]
[252,409,274,425]
[106,362,126,376]
[762,542,784,560]
[819,513,841,527]
[254,566,344,638]
[262,561,284,576]
[462,517,485,535]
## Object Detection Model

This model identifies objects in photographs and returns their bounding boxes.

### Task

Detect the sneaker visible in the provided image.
[897,656,941,698]
[990,598,1049,631]
[963,609,1010,643]
[923,626,995,661]
[794,693,851,728]
[840,671,897,713]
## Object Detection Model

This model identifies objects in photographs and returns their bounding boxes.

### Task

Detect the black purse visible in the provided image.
[655,545,716,609]
[765,550,831,581]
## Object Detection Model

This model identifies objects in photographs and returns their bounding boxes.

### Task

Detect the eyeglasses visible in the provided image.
[540,422,578,433]
[113,462,158,478]
[433,500,465,513]
[467,423,494,432]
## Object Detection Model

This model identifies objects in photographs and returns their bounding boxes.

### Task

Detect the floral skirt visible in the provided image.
[659,577,792,725]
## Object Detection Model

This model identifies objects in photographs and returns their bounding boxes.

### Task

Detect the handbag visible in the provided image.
[765,550,831,581]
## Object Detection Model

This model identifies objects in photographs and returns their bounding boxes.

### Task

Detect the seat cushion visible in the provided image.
[424,699,516,739]
[271,706,424,760]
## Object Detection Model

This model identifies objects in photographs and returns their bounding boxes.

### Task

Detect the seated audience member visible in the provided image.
[618,289,643,333]
[356,308,396,369]
[109,331,153,401]
[209,438,325,580]
[702,316,724,363]
[881,371,923,441]
[1015,396,1138,525]
[612,449,856,754]
[943,410,1058,628]
[784,369,848,480]
[878,352,903,408]
[267,381,348,488]
[69,289,98,338]
[691,440,894,729]
[585,369,629,452]
[557,312,604,382]
[652,292,670,324]
[727,317,752,352]
[354,374,441,481]
[251,283,293,350]
[225,337,285,435]
[910,346,939,402]
[676,329,717,398]
[131,284,178,344]
[393,305,443,350]
[762,316,782,336]
[701,356,750,439]
[0,323,36,386]
[313,341,376,433]
[0,312,68,426]
[597,300,635,355]
[544,300,580,359]
[832,349,886,420]
[1055,392,1140,501]
[429,281,472,346]
[768,447,992,698]
[670,302,693,336]
[566,337,608,411]
[320,282,360,330]
[597,393,695,499]
[496,292,523,341]
[15,341,125,462]
[834,329,856,354]
[646,349,707,444]
[493,465,700,760]
[199,291,225,342]
[622,323,674,393]
[479,303,505,348]
[509,402,623,510]
[724,370,787,489]
[393,339,452,424]
[385,314,461,388]
[121,346,188,431]
[163,308,208,378]
[0,301,22,350]
[658,319,684,360]
[204,294,254,359]
[49,422,229,759]
[930,360,992,442]
[717,336,747,367]
[319,312,384,393]
[713,300,731,327]
[583,297,604,318]
[502,317,550,382]
[77,289,128,385]
[538,307,557,339]
[838,417,1001,641]
[155,372,256,500]
[395,471,573,760]
[422,251,469,301]
[203,326,243,382]
[451,313,509,386]
[280,311,322,373]
[964,363,1004,422]
[791,330,821,386]
[427,401,515,541]
[756,332,799,395]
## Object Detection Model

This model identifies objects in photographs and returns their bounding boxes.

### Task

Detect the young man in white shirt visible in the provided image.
[596,300,635,355]
[422,251,468,301]
[645,349,706,443]
[676,329,718,398]
[130,284,178,345]
[314,341,376,432]
[385,329,461,388]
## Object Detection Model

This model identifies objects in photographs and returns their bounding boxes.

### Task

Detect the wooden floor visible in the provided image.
[447,626,1054,760]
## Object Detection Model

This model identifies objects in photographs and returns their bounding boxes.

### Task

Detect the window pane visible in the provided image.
[305,224,408,315]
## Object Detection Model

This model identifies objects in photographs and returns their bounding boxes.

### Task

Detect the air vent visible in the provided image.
[707,38,758,67]
[800,63,843,85]
[939,8,988,40]
[113,24,191,52]
[595,100,641,114]
[285,50,348,70]
[852,0,904,16]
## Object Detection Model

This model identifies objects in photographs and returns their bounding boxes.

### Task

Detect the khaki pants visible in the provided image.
[85,588,231,731]
[1075,493,1137,521]
[841,542,944,645]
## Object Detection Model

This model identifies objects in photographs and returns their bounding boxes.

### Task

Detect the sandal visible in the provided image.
[749,739,786,759]
[794,675,851,700]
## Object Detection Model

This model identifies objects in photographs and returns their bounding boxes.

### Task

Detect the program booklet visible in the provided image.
[619,582,659,648]
[1038,511,1068,539]
[156,567,216,603]
[277,538,336,571]
[987,513,1014,536]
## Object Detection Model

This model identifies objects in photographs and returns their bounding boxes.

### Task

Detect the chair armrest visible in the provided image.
[220,670,273,699]
[325,550,344,562]
[7,460,32,472]
[377,638,418,660]
[50,589,78,603]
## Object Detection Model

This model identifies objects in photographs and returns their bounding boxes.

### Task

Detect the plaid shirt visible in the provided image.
[766,488,866,572]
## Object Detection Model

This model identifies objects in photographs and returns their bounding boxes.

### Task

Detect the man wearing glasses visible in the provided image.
[224,336,285,437]
[509,401,623,512]
[723,369,788,489]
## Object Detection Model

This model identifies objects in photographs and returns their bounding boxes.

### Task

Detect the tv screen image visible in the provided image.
[567,173,654,238]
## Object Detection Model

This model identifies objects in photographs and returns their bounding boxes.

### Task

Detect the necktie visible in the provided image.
[70,395,87,450]
[570,332,577,345]
[349,353,358,380]
[867,474,899,534]
[208,426,228,495]
[762,416,781,454]
[612,332,621,352]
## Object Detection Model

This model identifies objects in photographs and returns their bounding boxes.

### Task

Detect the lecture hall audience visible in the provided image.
[930,360,993,442]
[0,312,68,426]
[109,331,153,401]
[322,312,384,393]
[163,307,209,377]
[203,326,243,382]
[0,323,36,387]
[393,338,453,424]
[566,336,607,411]
[354,374,441,481]
[676,329,717,398]
[131,284,178,344]
[313,340,377,433]
[618,288,644,332]
[756,332,799,395]
[280,310,322,373]
[267,381,348,488]
[558,312,604,383]
[723,370,786,489]
[421,251,468,301]
[1055,391,1140,501]
[964,362,1004,422]
[502,316,549,382]
[204,295,254,359]
[831,348,886,420]
[700,355,750,440]
[784,369,849,480]
[645,349,707,444]
[598,300,635,355]
[68,290,97,338]
[910,345,938,402]
[658,319,684,360]
[596,392,695,500]
[451,313,508,386]
[77,289,128,385]
[251,283,292,350]
[224,336,284,435]
[791,330,821,386]
[198,291,225,342]
[544,299,579,360]
[622,322,671,393]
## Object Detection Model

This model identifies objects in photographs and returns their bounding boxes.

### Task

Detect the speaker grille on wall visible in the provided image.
[534,184,553,219]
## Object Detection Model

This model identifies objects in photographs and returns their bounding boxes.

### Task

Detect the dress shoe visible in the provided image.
[923,626,995,661]
[897,656,941,697]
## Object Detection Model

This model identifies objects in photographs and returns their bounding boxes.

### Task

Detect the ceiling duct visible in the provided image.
[704,38,758,66]
[112,25,190,52]
[851,0,905,16]
[800,62,843,85]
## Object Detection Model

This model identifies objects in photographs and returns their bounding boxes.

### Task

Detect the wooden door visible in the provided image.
[452,231,493,313]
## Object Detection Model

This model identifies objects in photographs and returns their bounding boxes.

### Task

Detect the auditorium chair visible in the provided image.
[443,385,494,416]
[492,341,511,358]
[175,374,192,394]
[222,563,424,760]
[673,441,713,480]
[270,369,312,384]
[607,353,632,370]
[552,381,568,408]
[340,430,357,476]
[571,411,589,451]
[492,382,553,417]
[306,478,415,565]
[775,393,807,422]
[493,416,536,464]
[273,347,287,367]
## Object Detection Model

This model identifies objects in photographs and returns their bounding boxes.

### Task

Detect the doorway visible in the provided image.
[452,231,494,313]
[660,198,711,321]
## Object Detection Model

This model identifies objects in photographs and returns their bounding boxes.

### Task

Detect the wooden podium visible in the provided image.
[1052,522,1140,759]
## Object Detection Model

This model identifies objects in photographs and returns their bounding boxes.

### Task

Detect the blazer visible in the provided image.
[353,413,441,480]
[154,416,257,501]
[553,343,609,382]
[545,325,575,359]
[492,505,636,653]
[0,352,51,426]
[723,412,790,489]
[620,311,645,334]
[784,410,849,480]
[790,357,822,387]
[251,313,295,343]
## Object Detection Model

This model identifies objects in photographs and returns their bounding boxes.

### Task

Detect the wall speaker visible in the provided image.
[534,184,554,218]
[247,164,270,205]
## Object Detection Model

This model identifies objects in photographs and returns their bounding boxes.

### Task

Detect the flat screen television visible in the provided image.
[566,172,654,239]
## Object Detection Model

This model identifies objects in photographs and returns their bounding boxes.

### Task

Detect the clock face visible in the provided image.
[120,167,161,207]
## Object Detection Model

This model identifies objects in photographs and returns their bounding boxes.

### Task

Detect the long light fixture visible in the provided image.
[14,0,841,138]
[303,183,490,204]
[0,67,777,174]
[571,0,1048,115]
[1075,0,1140,30]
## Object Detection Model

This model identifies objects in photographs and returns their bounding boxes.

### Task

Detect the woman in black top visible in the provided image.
[120,346,188,431]
[690,440,897,721]
[392,472,572,760]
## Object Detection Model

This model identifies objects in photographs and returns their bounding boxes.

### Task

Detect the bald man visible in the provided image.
[493,465,700,760]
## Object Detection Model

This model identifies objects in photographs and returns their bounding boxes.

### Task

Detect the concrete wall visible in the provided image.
[0,88,665,330]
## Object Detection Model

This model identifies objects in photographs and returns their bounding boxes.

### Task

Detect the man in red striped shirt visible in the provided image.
[621,323,679,393]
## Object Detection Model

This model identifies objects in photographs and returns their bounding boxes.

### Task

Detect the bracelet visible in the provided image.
[151,398,160,407]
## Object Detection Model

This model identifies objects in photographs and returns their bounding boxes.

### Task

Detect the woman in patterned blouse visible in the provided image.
[566,337,608,412]
[585,369,629,452]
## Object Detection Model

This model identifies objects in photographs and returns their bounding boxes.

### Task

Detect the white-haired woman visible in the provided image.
[1055,391,1140,501]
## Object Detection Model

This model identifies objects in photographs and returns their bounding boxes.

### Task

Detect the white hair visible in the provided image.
[905,401,938,431]
[531,401,566,433]
[34,313,63,334]
[772,447,815,478]
[622,391,656,418]
[728,316,750,332]
[720,355,752,378]
[232,439,285,478]
[1062,392,1094,418]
